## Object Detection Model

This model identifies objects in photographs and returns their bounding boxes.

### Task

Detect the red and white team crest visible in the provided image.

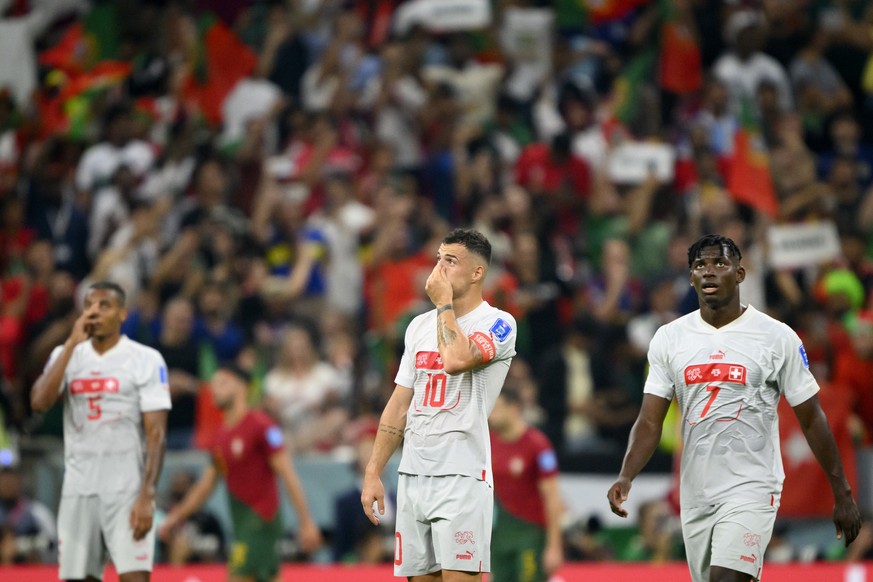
[231,438,244,457]
[70,377,119,394]
[454,531,475,545]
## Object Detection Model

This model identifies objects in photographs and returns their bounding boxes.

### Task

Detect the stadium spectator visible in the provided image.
[263,324,350,454]
[0,464,55,564]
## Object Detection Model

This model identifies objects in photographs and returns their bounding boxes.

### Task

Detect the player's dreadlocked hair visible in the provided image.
[687,234,743,268]
[443,228,492,266]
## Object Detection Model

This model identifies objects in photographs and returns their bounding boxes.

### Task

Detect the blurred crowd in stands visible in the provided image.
[0,0,872,567]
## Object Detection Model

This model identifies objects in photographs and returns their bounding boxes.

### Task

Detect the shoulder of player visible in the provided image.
[741,306,798,339]
[247,409,277,429]
[121,338,166,363]
[650,313,692,342]
[471,306,516,333]
[518,426,551,449]
[407,310,435,331]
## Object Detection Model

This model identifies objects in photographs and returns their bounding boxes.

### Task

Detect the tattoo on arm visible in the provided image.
[437,317,458,348]
[469,344,484,365]
[436,305,454,316]
[379,423,404,439]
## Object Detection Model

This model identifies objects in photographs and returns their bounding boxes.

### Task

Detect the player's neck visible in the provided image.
[223,400,248,427]
[700,301,746,329]
[451,292,484,319]
[90,333,122,355]
[498,419,527,442]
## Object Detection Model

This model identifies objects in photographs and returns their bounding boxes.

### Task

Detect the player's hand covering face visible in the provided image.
[426,243,473,304]
[689,246,745,308]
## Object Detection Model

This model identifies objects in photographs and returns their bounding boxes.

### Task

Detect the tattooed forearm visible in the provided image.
[379,423,404,439]
[437,316,458,347]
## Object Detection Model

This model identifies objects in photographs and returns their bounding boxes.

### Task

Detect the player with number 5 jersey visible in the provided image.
[362,229,516,581]
[607,235,861,582]
[31,281,171,582]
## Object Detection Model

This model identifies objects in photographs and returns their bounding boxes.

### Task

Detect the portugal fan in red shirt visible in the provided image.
[489,386,564,582]
[160,364,322,582]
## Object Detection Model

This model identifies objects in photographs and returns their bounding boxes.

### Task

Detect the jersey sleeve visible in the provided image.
[470,312,517,365]
[776,325,820,407]
[139,349,173,412]
[532,431,559,479]
[643,326,675,400]
[44,345,67,393]
[393,320,417,389]
[259,414,285,454]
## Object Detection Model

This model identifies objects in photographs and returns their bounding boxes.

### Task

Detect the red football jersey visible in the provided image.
[212,410,284,520]
[490,427,558,527]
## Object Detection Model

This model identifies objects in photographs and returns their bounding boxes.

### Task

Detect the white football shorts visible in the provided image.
[394,473,493,577]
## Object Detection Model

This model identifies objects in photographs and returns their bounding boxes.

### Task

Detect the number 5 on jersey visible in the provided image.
[87,396,102,420]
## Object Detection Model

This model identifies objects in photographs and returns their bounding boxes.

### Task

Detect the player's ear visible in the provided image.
[736,265,746,284]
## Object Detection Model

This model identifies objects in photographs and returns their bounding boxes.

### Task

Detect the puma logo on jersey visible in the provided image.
[739,553,756,563]
[455,550,475,560]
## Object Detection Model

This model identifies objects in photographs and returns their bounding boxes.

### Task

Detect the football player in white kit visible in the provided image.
[361,228,517,581]
[31,281,170,582]
[607,235,861,582]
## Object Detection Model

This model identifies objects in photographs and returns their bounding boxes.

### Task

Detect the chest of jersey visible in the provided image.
[65,349,144,424]
[671,333,778,424]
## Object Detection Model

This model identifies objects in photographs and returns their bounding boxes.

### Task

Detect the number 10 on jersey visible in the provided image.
[422,373,447,407]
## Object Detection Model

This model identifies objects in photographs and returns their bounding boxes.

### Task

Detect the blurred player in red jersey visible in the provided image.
[31,281,170,582]
[608,234,861,582]
[160,364,322,582]
[488,387,564,582]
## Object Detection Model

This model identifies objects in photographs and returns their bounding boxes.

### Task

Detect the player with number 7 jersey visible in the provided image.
[607,235,860,582]
[644,305,817,510]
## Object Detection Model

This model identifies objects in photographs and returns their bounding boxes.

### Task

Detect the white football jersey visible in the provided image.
[46,336,172,496]
[395,301,517,486]
[644,305,819,509]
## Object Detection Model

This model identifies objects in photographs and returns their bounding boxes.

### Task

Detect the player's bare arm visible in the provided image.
[269,449,323,553]
[608,394,671,518]
[159,464,219,540]
[538,475,565,575]
[131,410,168,540]
[362,385,413,525]
[30,311,95,412]
[425,262,486,374]
[792,394,862,546]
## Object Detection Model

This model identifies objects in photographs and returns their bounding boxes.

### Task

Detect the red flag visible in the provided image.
[658,0,702,94]
[727,101,779,217]
[778,387,857,517]
[183,16,257,125]
[39,22,92,75]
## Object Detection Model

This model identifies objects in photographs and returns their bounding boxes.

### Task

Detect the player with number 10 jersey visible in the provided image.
[395,302,516,485]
